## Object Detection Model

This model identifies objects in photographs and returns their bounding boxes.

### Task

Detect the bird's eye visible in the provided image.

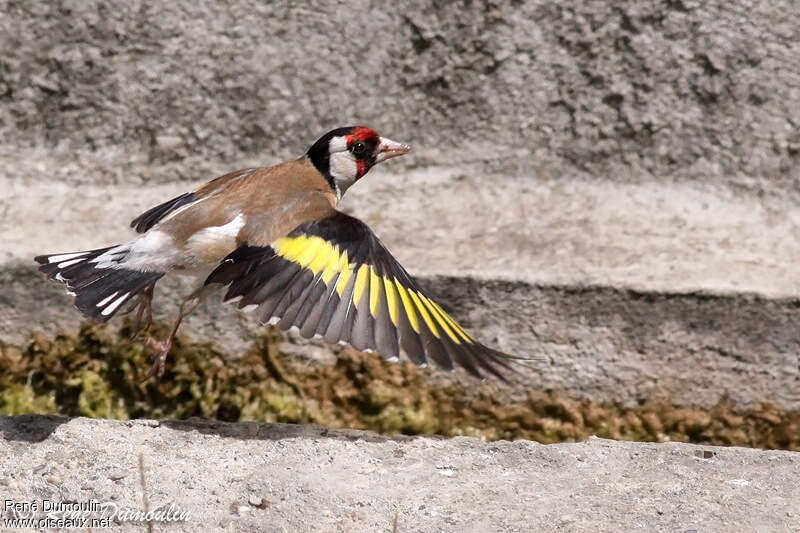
[351,141,367,156]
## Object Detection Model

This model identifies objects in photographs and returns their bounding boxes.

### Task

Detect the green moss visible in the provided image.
[1,322,799,451]
[0,383,56,415]
[70,370,128,419]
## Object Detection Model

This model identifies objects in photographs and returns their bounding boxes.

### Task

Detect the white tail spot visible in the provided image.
[48,251,89,263]
[57,258,85,268]
[96,291,119,308]
[101,292,130,316]
[241,304,258,312]
[387,356,399,363]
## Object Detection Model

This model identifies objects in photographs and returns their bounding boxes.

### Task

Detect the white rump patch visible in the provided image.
[100,292,130,316]
[386,356,399,363]
[48,251,89,263]
[110,231,175,270]
[241,304,258,312]
[187,213,246,263]
[190,213,245,242]
[419,363,428,369]
[266,316,280,325]
[91,243,132,269]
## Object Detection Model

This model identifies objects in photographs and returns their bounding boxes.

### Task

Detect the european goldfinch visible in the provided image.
[36,126,517,379]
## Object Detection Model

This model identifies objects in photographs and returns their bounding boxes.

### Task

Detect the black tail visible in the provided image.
[35,245,164,322]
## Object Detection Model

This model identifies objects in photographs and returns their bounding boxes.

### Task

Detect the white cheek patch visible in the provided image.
[328,135,348,152]
[328,151,358,193]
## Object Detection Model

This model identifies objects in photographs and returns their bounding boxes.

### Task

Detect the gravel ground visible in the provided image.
[2,0,799,410]
[1,415,798,532]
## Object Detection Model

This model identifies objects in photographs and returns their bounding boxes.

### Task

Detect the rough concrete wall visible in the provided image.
[1,416,798,532]
[2,0,799,191]
[2,0,800,413]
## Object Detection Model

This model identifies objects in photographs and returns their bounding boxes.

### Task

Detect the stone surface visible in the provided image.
[0,416,798,532]
[2,0,800,412]
[5,169,800,298]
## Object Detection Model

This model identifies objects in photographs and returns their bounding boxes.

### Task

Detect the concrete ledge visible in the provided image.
[0,415,797,531]
[5,164,800,297]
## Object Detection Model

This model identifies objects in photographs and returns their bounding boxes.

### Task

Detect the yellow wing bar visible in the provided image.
[272,234,475,345]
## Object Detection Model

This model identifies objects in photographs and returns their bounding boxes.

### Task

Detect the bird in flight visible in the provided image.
[36,126,519,379]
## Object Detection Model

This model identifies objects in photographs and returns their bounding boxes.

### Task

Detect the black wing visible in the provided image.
[130,168,257,233]
[130,192,197,233]
[205,211,517,380]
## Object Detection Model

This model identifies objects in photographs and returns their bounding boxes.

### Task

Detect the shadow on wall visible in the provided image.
[0,413,412,445]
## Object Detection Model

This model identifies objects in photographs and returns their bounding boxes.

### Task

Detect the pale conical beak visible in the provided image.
[375,137,410,163]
